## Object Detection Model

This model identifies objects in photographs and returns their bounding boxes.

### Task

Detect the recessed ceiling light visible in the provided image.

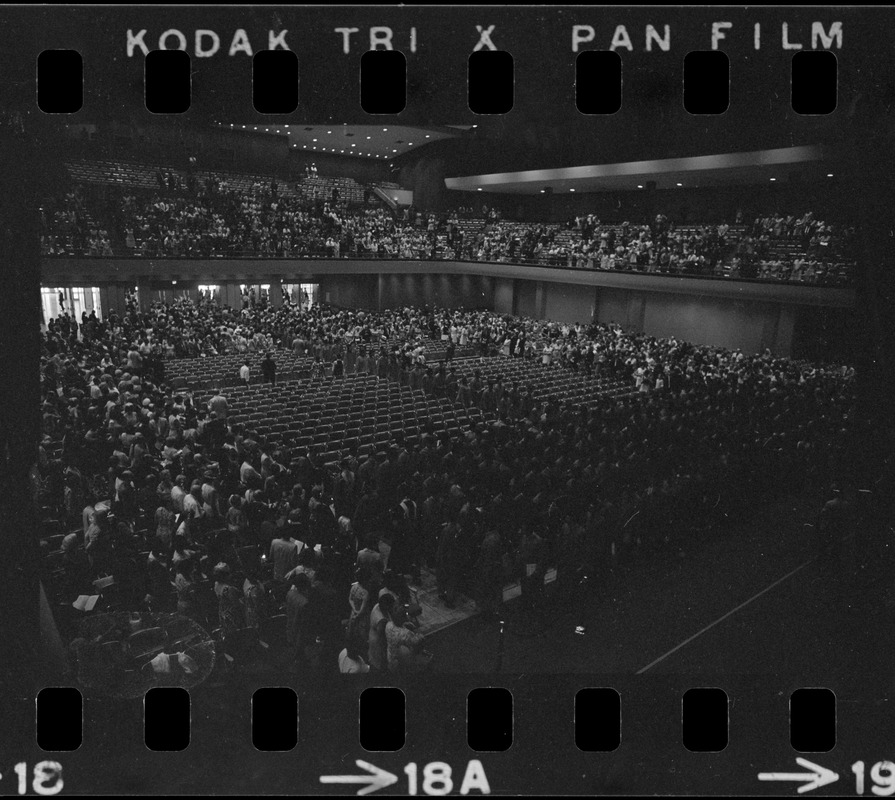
[539,189,545,193]
[827,173,834,177]
[477,188,482,191]
[676,182,683,187]
[253,127,258,130]
[341,150,344,153]
[312,138,317,142]
[637,184,643,189]
[569,188,575,192]
[392,149,397,152]
[770,177,776,181]
[242,125,246,129]
[425,135,430,138]
[383,128,388,132]
[351,143,356,147]
[303,145,307,148]
[408,143,413,146]
[366,136,372,140]
[472,125,478,128]
[327,130,332,134]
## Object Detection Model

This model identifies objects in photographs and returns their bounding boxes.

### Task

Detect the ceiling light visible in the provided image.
[327,130,332,134]
[303,145,307,148]
[770,177,776,181]
[827,173,834,177]
[539,189,545,193]
[382,128,388,132]
[472,125,478,128]
[569,188,575,192]
[312,138,317,142]
[637,184,643,189]
[676,182,682,187]
[477,188,482,191]
[392,149,397,152]
[242,125,246,128]
[425,135,430,138]
[351,144,356,147]
[253,127,258,130]
[366,136,372,140]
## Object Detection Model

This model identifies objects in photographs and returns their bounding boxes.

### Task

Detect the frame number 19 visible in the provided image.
[853,761,895,795]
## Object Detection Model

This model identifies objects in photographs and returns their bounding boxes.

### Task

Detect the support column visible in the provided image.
[99,285,127,320]
[221,282,240,310]
[136,279,152,313]
[534,281,547,319]
[270,280,284,307]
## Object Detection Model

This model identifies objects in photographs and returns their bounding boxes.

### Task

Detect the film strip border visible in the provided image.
[35,49,838,117]
[0,6,876,128]
[5,676,894,795]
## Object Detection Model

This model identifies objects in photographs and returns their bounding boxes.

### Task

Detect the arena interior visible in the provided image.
[5,109,893,708]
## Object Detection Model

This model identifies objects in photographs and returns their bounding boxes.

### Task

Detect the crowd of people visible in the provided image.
[443,211,854,285]
[39,167,856,284]
[40,189,114,256]
[38,294,865,681]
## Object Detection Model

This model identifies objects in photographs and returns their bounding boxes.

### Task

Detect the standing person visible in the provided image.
[332,353,345,378]
[436,520,462,608]
[174,558,199,617]
[84,508,113,576]
[242,565,266,632]
[261,353,277,385]
[213,563,245,646]
[269,528,300,582]
[474,527,504,618]
[385,603,430,674]
[367,592,395,672]
[517,527,547,611]
[239,361,250,386]
[346,566,375,646]
[286,572,312,664]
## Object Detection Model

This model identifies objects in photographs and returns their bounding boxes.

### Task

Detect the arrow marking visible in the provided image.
[321,760,399,796]
[758,758,839,794]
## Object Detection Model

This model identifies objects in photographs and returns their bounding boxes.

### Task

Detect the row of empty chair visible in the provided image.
[164,339,479,390]
[447,355,640,409]
[195,374,484,465]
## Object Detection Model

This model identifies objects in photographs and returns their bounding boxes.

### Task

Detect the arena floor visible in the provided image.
[426,485,895,695]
